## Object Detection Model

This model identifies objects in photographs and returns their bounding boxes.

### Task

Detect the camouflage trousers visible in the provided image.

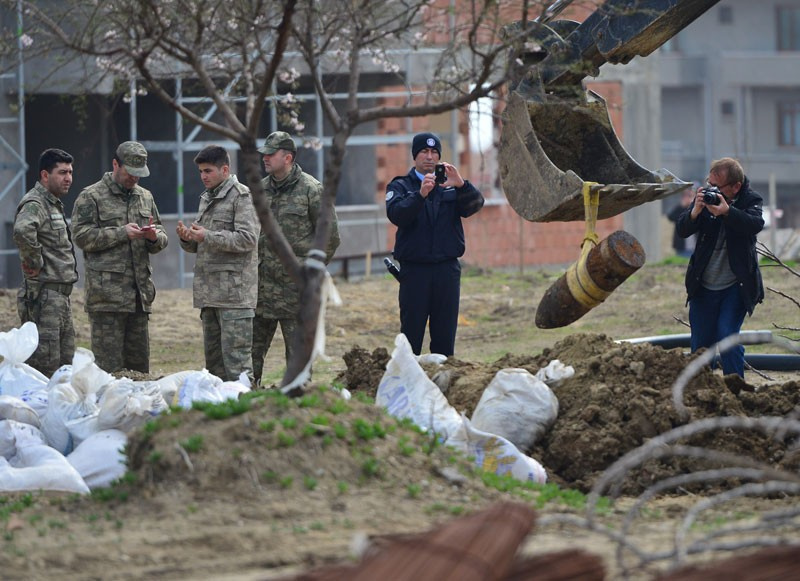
[17,285,75,378]
[89,308,150,374]
[252,315,296,386]
[201,307,254,383]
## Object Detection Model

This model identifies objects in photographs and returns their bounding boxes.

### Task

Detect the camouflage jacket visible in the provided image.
[257,163,340,318]
[72,173,168,313]
[13,182,78,285]
[180,175,259,309]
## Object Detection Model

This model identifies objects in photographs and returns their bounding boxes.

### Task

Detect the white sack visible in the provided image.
[0,322,48,398]
[47,364,73,389]
[0,394,41,429]
[471,368,559,451]
[174,369,226,409]
[152,370,202,404]
[67,429,127,489]
[218,372,252,401]
[18,389,48,419]
[535,359,575,386]
[445,415,547,484]
[376,334,463,441]
[40,381,99,455]
[0,419,47,459]
[70,348,114,399]
[97,379,168,433]
[0,419,89,493]
[1,446,89,494]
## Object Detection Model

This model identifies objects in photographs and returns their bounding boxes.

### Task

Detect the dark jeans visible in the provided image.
[689,284,748,377]
[397,259,461,356]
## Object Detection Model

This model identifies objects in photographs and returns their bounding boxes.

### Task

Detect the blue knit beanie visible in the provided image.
[411,132,442,159]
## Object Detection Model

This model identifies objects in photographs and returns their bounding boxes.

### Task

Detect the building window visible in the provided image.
[721,100,734,116]
[719,5,733,24]
[778,103,800,146]
[778,7,800,50]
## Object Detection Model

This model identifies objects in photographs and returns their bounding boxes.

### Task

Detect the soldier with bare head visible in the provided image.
[13,148,79,377]
[71,141,169,374]
[178,145,260,383]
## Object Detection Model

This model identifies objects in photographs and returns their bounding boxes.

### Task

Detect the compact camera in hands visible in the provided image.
[701,185,722,206]
[434,163,447,184]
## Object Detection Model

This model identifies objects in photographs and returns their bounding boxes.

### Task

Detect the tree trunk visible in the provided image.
[281,129,351,393]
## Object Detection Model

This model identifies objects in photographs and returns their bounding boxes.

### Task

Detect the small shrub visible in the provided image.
[180,434,204,453]
[361,458,380,478]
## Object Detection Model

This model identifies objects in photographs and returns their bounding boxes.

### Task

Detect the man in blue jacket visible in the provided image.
[677,157,764,377]
[385,132,484,356]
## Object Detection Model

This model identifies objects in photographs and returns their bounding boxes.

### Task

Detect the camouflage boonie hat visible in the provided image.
[116,141,150,177]
[258,131,297,154]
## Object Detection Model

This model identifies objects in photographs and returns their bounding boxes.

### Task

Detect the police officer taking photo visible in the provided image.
[385,132,484,356]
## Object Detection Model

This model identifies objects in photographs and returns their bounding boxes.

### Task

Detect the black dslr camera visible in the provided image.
[701,185,722,206]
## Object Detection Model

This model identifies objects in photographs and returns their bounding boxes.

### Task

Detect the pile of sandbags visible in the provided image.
[376,334,571,485]
[0,322,251,493]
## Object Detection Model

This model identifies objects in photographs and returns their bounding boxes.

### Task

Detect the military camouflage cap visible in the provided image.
[115,141,150,177]
[258,131,297,154]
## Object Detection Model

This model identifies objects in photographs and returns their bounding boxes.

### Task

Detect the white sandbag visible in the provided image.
[65,412,100,449]
[40,381,99,455]
[174,369,226,409]
[417,353,447,365]
[0,394,41,429]
[376,334,463,441]
[70,348,114,398]
[0,419,47,459]
[153,370,202,404]
[535,359,575,386]
[97,379,168,433]
[445,415,547,484]
[67,429,127,489]
[218,372,252,401]
[18,388,48,419]
[1,444,89,494]
[47,364,73,389]
[471,368,559,451]
[0,322,49,398]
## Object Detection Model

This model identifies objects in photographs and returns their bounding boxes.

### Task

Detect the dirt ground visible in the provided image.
[1,262,799,580]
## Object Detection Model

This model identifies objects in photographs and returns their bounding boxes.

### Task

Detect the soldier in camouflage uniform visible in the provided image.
[71,141,168,373]
[253,131,340,385]
[177,145,259,382]
[13,149,79,377]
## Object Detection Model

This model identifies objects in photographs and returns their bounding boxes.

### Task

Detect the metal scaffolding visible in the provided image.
[0,0,27,262]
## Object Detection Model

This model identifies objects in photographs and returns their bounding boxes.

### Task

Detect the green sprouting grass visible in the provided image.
[180,434,204,453]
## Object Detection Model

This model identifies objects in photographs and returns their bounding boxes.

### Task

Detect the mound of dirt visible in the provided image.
[338,333,800,494]
[125,386,500,508]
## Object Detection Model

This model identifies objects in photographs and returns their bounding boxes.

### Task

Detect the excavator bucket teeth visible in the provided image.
[499,90,691,222]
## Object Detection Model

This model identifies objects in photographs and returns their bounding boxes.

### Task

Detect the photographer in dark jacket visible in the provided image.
[386,132,484,356]
[676,157,764,377]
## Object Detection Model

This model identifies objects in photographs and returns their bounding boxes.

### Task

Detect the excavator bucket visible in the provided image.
[499,89,691,223]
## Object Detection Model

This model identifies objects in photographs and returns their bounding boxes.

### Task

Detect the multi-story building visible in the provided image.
[656,0,800,230]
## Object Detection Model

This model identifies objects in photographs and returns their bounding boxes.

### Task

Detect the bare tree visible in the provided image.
[282,0,538,389]
[1,0,542,392]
